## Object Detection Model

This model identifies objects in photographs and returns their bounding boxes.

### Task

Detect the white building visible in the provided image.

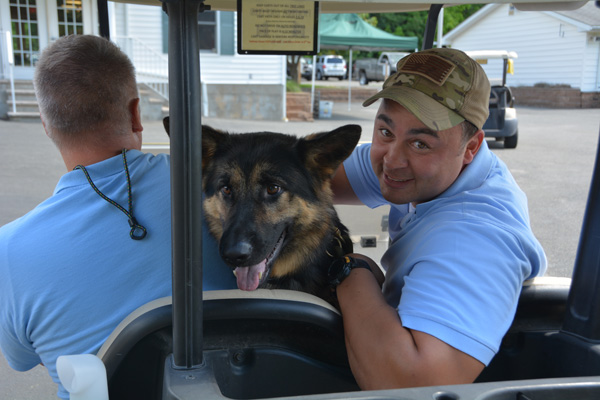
[0,0,287,120]
[443,2,600,105]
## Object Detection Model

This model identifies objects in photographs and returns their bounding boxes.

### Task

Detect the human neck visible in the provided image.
[62,147,123,171]
[61,138,141,171]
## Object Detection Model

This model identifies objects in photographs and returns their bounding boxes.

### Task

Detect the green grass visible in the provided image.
[286,79,342,92]
[299,82,339,90]
[286,79,302,92]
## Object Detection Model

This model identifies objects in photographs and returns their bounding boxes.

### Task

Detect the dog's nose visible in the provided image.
[223,241,253,265]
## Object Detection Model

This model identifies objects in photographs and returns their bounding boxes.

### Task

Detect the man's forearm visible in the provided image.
[337,268,417,389]
[337,268,485,390]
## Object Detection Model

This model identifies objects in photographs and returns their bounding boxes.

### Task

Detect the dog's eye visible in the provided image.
[221,186,232,196]
[266,184,281,195]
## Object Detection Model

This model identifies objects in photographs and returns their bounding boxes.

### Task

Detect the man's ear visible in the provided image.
[129,98,143,133]
[40,115,50,137]
[163,116,170,137]
[463,130,484,165]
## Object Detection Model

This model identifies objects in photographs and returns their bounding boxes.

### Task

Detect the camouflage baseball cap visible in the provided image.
[362,48,491,131]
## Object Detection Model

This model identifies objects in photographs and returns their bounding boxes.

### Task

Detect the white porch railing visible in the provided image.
[115,36,169,101]
[3,31,17,114]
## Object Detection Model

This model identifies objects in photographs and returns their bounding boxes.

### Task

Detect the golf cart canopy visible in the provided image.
[465,50,519,61]
[111,0,590,12]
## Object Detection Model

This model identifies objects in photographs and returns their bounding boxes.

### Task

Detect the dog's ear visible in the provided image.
[299,124,361,180]
[201,125,227,171]
[162,119,224,171]
[162,116,170,137]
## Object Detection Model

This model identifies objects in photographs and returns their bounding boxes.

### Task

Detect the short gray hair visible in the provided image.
[34,35,138,146]
[461,120,479,145]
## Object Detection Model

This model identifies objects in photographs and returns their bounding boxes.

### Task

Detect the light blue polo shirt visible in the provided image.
[0,150,236,398]
[344,140,547,364]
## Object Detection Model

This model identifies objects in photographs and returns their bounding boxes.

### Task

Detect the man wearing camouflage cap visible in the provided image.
[330,48,547,389]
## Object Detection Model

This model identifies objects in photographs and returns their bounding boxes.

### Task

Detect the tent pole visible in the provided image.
[311,55,316,116]
[437,8,444,47]
[348,49,353,111]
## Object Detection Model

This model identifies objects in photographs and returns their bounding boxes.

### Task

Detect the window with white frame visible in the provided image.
[56,0,84,36]
[162,10,234,55]
[9,0,40,67]
[198,10,217,52]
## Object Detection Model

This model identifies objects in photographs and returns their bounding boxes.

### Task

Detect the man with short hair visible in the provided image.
[0,34,235,398]
[330,48,547,389]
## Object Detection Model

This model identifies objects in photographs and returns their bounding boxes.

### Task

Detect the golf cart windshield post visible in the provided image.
[422,4,443,50]
[563,130,600,340]
[97,0,110,39]
[164,0,205,368]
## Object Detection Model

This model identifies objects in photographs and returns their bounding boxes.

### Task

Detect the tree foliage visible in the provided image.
[361,5,484,52]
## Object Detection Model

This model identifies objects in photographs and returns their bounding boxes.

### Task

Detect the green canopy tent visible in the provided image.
[319,13,418,51]
[311,14,419,110]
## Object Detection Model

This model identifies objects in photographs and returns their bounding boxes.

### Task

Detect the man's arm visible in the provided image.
[331,164,363,205]
[336,257,485,390]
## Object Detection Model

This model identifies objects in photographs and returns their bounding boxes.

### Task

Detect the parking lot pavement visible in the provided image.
[0,105,598,397]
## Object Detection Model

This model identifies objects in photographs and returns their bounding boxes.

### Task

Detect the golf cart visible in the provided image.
[60,1,600,399]
[466,50,520,149]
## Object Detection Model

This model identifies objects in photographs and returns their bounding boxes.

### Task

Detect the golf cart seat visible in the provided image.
[477,276,590,383]
[97,289,358,400]
[99,278,575,399]
[482,83,519,148]
[487,84,514,107]
[484,85,511,127]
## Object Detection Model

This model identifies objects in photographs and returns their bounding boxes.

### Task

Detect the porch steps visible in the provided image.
[0,80,40,121]
[138,83,170,121]
[1,80,169,122]
[6,111,40,121]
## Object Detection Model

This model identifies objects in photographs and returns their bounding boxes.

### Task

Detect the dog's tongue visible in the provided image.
[234,261,267,291]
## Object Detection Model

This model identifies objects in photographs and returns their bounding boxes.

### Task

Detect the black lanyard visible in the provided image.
[74,149,147,240]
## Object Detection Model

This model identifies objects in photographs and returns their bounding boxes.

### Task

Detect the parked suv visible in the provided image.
[315,55,347,80]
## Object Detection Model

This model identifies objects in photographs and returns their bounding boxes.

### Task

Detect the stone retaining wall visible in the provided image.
[510,87,599,109]
[284,85,600,121]
[309,86,599,109]
[302,87,378,103]
[286,92,313,121]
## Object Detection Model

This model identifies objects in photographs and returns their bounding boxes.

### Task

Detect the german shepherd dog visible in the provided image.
[164,118,361,304]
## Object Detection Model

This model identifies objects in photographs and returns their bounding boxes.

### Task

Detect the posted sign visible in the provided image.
[237,0,319,55]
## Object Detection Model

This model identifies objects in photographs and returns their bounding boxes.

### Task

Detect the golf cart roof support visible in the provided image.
[563,129,600,341]
[163,0,205,368]
[422,4,443,50]
[97,0,110,39]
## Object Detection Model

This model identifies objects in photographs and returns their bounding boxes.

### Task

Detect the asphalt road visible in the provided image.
[0,104,598,398]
